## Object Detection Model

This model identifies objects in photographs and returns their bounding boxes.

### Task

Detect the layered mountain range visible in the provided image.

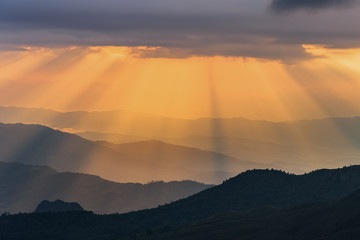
[0,122,270,183]
[1,106,360,174]
[0,161,211,214]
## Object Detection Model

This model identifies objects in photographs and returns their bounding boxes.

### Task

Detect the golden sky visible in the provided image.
[0,45,360,121]
[1,0,360,121]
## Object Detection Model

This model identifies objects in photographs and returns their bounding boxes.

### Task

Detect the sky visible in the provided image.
[1,0,360,121]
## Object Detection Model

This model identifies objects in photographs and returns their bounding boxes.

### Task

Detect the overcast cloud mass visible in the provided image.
[271,0,356,11]
[0,0,359,61]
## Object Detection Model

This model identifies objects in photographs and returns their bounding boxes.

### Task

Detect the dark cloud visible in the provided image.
[0,0,359,62]
[271,0,356,11]
[0,45,29,52]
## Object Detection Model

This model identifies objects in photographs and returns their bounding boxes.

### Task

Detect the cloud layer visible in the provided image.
[271,0,356,11]
[0,0,359,61]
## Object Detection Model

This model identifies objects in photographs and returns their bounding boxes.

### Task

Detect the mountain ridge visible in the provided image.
[34,200,84,213]
[2,105,359,174]
[0,122,246,183]
[0,161,212,214]
[98,139,267,172]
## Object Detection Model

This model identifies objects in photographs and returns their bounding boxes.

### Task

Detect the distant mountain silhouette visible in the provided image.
[99,140,267,173]
[0,122,255,183]
[1,106,360,173]
[0,161,211,214]
[1,167,360,239]
[0,106,189,136]
[2,106,360,147]
[1,106,359,143]
[34,200,84,213]
[78,131,149,144]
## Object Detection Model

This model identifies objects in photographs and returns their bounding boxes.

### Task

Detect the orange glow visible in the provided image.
[2,45,360,182]
[1,45,360,122]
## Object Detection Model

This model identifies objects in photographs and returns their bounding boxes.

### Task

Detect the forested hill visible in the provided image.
[1,166,360,239]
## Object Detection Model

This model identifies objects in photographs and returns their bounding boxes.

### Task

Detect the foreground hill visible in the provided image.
[1,166,360,239]
[142,189,360,240]
[0,162,211,214]
[0,122,253,183]
[122,165,360,226]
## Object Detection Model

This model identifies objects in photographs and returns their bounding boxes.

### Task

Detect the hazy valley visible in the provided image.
[1,106,360,175]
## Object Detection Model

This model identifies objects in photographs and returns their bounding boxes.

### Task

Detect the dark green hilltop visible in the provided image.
[34,200,84,213]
